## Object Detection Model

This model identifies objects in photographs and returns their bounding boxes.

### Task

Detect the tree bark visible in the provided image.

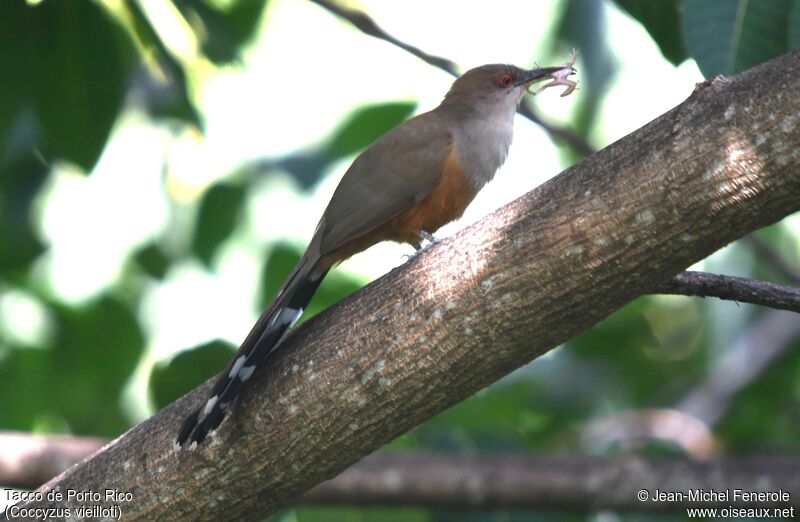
[15,50,800,520]
[303,453,800,512]
[6,431,798,512]
[6,433,798,512]
[653,271,800,312]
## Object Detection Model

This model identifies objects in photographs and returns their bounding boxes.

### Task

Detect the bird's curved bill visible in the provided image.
[514,66,575,88]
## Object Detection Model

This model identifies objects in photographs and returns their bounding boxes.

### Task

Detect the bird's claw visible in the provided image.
[402,231,439,260]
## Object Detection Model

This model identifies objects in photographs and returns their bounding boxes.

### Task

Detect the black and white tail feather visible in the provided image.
[174,256,328,451]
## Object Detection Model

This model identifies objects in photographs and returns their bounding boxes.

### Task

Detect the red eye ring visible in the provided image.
[496,73,514,88]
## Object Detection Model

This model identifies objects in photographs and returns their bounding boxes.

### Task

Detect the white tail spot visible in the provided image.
[229,356,246,379]
[290,308,304,328]
[277,307,304,328]
[203,395,219,416]
[238,365,256,382]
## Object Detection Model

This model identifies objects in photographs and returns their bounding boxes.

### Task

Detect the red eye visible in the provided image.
[496,73,513,88]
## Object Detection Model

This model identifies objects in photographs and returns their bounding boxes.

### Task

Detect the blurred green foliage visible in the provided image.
[684,0,798,78]
[615,0,688,65]
[150,339,235,408]
[0,295,143,436]
[0,1,798,521]
[0,0,132,171]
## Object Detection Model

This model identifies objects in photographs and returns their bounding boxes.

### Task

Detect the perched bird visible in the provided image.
[175,58,578,451]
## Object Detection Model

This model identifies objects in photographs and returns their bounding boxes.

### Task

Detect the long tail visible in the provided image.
[175,254,328,450]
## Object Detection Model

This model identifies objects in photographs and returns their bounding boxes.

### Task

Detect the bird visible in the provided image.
[175,59,578,451]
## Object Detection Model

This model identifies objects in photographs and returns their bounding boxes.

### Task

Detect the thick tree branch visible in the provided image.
[4,433,798,512]
[308,0,596,156]
[654,271,800,313]
[17,51,800,520]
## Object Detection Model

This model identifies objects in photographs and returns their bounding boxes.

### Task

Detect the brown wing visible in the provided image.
[316,109,453,256]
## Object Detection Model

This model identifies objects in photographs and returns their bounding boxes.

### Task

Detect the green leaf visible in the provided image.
[0,296,144,436]
[51,296,144,435]
[325,102,416,161]
[0,347,50,431]
[685,0,793,77]
[134,242,171,279]
[0,1,34,149]
[258,243,301,310]
[0,152,47,271]
[257,242,364,321]
[29,0,133,171]
[568,297,705,401]
[791,1,800,48]
[614,0,688,65]
[716,339,800,450]
[122,0,204,127]
[294,507,429,522]
[174,0,268,64]
[264,102,417,189]
[192,182,246,265]
[150,339,235,409]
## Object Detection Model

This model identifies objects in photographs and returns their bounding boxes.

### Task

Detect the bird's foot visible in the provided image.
[402,231,440,260]
[415,230,439,246]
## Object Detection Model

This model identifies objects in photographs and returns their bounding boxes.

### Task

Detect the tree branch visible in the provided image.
[308,0,458,75]
[303,453,800,511]
[654,271,800,313]
[0,431,106,490]
[308,0,596,156]
[4,433,798,512]
[16,50,800,520]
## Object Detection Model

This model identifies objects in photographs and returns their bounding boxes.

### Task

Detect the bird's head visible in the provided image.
[442,63,574,117]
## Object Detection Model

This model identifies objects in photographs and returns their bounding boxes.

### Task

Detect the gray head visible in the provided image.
[442,64,564,117]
